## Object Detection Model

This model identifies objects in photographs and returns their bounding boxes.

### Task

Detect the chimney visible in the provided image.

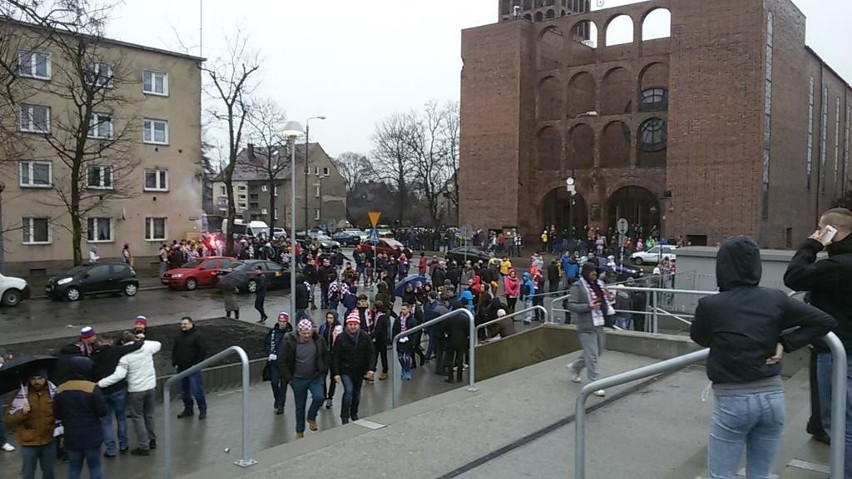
[247,143,255,160]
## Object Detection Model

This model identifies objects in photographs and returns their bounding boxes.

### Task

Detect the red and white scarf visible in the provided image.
[579,277,615,327]
[9,382,64,437]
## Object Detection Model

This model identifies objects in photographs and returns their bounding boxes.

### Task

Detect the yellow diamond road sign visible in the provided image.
[368,211,381,228]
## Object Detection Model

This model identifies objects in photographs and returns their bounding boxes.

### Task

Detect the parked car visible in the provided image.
[630,245,677,265]
[45,261,138,301]
[161,256,235,290]
[446,246,491,264]
[271,227,287,239]
[356,237,410,258]
[0,273,30,306]
[606,263,644,281]
[332,230,362,246]
[219,260,291,294]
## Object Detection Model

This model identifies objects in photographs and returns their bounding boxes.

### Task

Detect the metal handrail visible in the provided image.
[475,305,548,343]
[163,346,256,478]
[573,332,847,478]
[391,308,477,408]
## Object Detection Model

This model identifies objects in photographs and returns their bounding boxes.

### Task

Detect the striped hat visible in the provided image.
[80,326,96,340]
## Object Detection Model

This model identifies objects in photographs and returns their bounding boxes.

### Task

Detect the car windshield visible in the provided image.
[181,260,200,268]
[233,262,255,271]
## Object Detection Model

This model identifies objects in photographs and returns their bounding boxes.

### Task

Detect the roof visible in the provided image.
[1,17,205,62]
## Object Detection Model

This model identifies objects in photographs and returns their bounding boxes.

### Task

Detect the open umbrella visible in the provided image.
[0,355,57,395]
[394,275,429,298]
[217,270,250,292]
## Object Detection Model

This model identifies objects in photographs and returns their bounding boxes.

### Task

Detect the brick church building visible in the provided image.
[458,0,851,248]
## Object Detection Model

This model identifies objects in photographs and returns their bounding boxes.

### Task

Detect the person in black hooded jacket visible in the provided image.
[91,336,143,457]
[690,236,834,479]
[55,356,108,478]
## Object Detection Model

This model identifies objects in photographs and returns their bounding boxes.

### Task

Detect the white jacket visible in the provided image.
[98,340,161,393]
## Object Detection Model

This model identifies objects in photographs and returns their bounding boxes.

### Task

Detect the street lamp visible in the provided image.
[315,170,330,229]
[283,120,304,318]
[565,111,597,239]
[304,116,326,234]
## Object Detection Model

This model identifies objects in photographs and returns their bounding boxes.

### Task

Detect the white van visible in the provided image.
[222,219,270,239]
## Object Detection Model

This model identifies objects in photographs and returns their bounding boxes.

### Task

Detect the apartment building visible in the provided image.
[211,143,347,233]
[0,20,203,274]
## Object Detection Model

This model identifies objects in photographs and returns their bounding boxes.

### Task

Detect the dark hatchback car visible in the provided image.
[331,230,361,247]
[45,261,139,301]
[220,260,291,294]
[446,246,492,264]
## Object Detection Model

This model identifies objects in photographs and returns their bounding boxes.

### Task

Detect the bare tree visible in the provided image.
[0,2,143,264]
[244,97,288,238]
[204,33,260,255]
[407,101,452,227]
[371,113,417,224]
[331,151,376,221]
[441,101,460,221]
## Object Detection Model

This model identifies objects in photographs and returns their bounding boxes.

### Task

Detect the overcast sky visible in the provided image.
[106,0,851,159]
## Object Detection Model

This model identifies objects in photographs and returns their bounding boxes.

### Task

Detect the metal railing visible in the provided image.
[474,305,548,343]
[391,308,477,408]
[163,346,256,478]
[573,332,847,479]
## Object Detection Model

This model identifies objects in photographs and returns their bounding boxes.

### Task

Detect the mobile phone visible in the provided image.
[823,225,838,243]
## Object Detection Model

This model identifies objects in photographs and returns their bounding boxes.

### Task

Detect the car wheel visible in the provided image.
[632,257,643,265]
[2,289,21,306]
[65,287,81,301]
[124,283,138,297]
[247,279,257,293]
[185,278,197,291]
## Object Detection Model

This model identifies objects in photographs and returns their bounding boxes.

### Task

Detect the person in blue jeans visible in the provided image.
[691,236,835,479]
[173,317,208,419]
[279,319,330,439]
[332,311,375,424]
[54,357,108,479]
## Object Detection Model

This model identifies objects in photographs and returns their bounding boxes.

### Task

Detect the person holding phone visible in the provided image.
[784,207,852,477]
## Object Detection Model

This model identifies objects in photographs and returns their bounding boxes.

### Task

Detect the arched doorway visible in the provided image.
[541,188,588,239]
[606,186,659,238]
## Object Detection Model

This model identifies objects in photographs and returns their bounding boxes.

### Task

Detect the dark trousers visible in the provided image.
[807,347,828,437]
[372,341,388,373]
[269,361,285,409]
[444,347,465,381]
[254,291,267,320]
[67,446,102,479]
[320,283,330,308]
[178,370,207,414]
[322,368,337,400]
[340,374,364,422]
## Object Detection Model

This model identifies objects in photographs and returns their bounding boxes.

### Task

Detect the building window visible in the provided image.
[19,161,51,188]
[85,62,112,88]
[219,185,226,196]
[638,118,667,151]
[845,106,850,190]
[821,86,828,192]
[639,88,668,112]
[807,77,814,188]
[273,186,279,196]
[142,118,169,144]
[144,169,168,191]
[145,217,167,241]
[274,208,279,220]
[322,167,330,176]
[88,112,114,139]
[22,217,50,244]
[87,165,113,189]
[314,209,320,221]
[315,185,320,197]
[238,185,247,191]
[87,217,113,242]
[19,104,50,133]
[18,50,51,80]
[261,208,268,215]
[261,184,268,192]
[142,70,168,96]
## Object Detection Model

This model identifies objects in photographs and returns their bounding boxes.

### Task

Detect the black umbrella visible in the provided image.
[394,275,429,298]
[0,355,57,395]
[218,271,250,291]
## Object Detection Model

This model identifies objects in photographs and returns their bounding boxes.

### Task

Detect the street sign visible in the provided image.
[368,229,380,244]
[368,211,381,228]
[616,217,629,235]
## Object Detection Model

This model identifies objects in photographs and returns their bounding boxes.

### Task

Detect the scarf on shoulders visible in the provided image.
[579,277,615,327]
[9,383,63,437]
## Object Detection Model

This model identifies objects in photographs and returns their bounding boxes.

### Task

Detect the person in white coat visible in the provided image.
[98,331,161,456]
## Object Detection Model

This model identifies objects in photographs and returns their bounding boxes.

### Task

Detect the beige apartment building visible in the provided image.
[0,20,203,275]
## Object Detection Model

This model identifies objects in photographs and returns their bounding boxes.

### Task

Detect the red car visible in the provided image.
[355,238,409,257]
[162,256,236,290]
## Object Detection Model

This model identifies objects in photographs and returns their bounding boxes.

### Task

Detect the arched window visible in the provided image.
[535,11,544,21]
[638,118,667,151]
[536,0,544,7]
[546,9,555,19]
[639,88,668,112]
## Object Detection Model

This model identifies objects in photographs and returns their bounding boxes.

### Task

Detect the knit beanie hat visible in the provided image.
[80,326,96,340]
[277,312,290,322]
[345,310,360,325]
[134,315,147,326]
[297,319,313,333]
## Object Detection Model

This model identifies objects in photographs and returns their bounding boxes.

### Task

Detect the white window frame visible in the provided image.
[85,62,113,88]
[274,208,279,220]
[315,185,320,197]
[314,209,320,221]
[142,118,169,145]
[19,161,52,188]
[86,165,113,190]
[19,104,50,133]
[261,208,268,215]
[87,217,114,243]
[22,217,51,244]
[88,112,114,139]
[273,186,279,197]
[314,166,319,175]
[18,50,51,80]
[261,184,268,192]
[322,167,330,176]
[219,185,226,195]
[142,70,168,96]
[144,217,167,241]
[143,169,169,192]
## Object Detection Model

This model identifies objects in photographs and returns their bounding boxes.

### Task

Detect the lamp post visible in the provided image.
[304,116,326,234]
[566,110,598,238]
[283,121,305,318]
[315,171,329,230]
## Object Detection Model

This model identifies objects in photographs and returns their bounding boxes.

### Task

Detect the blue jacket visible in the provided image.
[521,273,537,300]
[54,357,107,450]
[561,255,579,280]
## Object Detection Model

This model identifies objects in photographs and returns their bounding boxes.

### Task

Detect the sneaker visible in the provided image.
[177,410,194,419]
[593,389,606,397]
[342,418,349,425]
[198,412,207,420]
[275,407,284,415]
[103,452,116,459]
[307,419,318,431]
[324,399,332,409]
[149,439,157,449]
[351,414,359,421]
[295,433,304,440]
[1,443,15,452]
[379,373,388,380]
